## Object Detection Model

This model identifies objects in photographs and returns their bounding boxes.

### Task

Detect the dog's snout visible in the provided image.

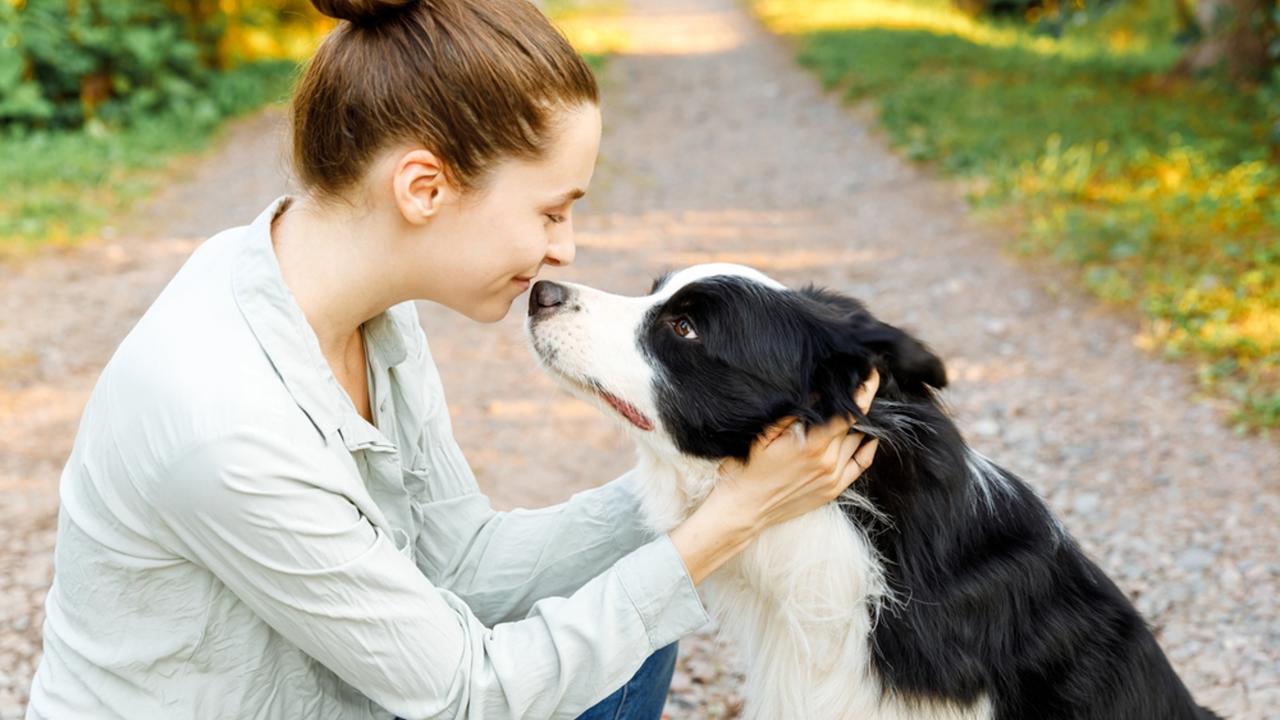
[529,280,569,318]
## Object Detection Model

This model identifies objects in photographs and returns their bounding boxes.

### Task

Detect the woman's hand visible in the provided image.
[713,367,881,537]
[669,369,881,585]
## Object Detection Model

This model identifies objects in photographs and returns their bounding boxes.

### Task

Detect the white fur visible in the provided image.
[526,266,993,720]
[965,447,1009,513]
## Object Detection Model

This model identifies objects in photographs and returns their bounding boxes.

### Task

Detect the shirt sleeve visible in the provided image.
[403,317,665,626]
[411,429,661,626]
[146,425,710,720]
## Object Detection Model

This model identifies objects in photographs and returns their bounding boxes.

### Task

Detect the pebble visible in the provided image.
[1072,492,1101,516]
[1177,548,1217,572]
[972,418,1000,438]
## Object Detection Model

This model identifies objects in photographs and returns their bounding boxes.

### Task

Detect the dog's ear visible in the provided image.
[799,286,947,404]
[856,321,948,394]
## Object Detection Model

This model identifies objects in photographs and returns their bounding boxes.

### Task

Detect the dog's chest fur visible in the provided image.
[630,449,992,720]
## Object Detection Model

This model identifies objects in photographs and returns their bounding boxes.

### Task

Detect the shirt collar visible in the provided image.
[231,194,416,447]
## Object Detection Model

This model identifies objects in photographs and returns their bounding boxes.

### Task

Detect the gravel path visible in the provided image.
[1,0,1277,717]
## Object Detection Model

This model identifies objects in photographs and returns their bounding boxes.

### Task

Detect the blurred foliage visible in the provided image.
[954,0,1124,38]
[0,0,333,256]
[0,0,201,128]
[0,60,297,255]
[954,0,1277,82]
[755,0,1279,430]
[0,0,330,131]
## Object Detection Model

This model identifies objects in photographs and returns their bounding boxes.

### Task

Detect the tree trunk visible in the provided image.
[1175,0,1275,82]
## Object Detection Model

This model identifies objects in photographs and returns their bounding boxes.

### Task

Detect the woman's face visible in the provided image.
[407,102,602,323]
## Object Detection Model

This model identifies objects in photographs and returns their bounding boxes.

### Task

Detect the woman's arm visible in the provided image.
[148,424,709,720]
[412,463,659,627]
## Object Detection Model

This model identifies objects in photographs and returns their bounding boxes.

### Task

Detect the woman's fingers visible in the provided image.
[823,369,882,448]
[855,368,880,418]
[838,437,880,491]
[810,413,854,455]
[769,367,881,462]
[760,416,799,448]
[855,435,879,469]
[834,429,865,482]
[821,425,862,476]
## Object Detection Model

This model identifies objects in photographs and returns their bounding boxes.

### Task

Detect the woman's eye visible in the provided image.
[545,213,566,224]
[671,317,698,340]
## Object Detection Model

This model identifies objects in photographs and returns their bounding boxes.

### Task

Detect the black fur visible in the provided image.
[640,274,1220,720]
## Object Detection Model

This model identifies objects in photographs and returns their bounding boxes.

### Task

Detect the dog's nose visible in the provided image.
[529,280,568,318]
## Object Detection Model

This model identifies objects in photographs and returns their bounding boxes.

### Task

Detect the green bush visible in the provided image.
[0,0,225,130]
[0,0,314,253]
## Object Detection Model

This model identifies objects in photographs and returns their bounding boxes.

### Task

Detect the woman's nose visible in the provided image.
[545,225,576,267]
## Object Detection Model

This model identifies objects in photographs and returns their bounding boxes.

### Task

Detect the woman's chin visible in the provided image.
[438,288,519,324]
[474,298,514,324]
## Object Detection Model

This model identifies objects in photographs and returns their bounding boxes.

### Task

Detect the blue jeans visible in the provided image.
[576,642,678,720]
[393,642,677,720]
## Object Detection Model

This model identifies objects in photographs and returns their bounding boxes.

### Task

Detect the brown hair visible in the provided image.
[293,0,599,205]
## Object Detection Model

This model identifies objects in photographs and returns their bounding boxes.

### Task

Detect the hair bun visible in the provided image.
[312,0,418,25]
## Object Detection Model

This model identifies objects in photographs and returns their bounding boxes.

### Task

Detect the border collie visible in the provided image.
[524,264,1220,720]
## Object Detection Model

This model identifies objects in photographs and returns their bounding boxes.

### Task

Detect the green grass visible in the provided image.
[754,0,1279,431]
[0,60,299,258]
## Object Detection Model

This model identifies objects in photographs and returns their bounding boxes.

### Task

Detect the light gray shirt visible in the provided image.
[25,195,710,720]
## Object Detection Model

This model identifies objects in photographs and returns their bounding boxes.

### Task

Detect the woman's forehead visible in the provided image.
[475,103,601,202]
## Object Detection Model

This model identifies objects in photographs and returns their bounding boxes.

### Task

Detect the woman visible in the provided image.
[24,0,879,717]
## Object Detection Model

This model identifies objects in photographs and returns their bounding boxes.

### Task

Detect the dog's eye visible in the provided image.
[670,317,699,340]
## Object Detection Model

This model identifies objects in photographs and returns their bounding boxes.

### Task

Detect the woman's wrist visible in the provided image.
[667,488,759,586]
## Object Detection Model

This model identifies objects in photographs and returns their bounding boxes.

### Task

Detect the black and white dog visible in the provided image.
[524,264,1219,720]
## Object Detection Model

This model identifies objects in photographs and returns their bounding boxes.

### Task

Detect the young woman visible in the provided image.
[24,0,879,718]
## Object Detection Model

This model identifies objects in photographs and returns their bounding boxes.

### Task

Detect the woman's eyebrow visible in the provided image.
[548,188,586,206]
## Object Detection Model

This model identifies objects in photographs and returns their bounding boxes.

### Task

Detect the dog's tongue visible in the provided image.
[599,390,654,431]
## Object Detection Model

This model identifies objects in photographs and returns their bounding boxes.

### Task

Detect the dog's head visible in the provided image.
[524,264,946,462]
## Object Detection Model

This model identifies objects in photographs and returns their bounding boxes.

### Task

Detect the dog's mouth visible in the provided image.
[558,372,655,432]
[528,328,655,432]
[595,384,655,432]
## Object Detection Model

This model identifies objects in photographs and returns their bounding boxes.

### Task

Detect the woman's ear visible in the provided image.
[392,147,451,224]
